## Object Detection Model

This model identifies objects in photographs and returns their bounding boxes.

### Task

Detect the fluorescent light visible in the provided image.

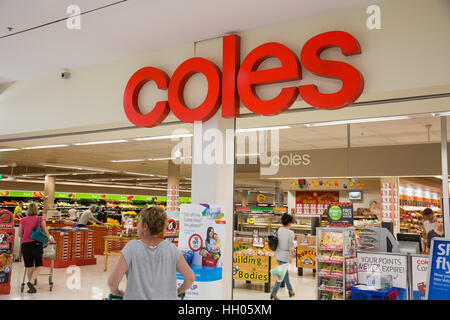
[0,148,19,152]
[73,139,127,146]
[39,162,120,173]
[148,157,173,161]
[134,133,192,141]
[236,126,291,133]
[110,159,146,163]
[23,144,68,150]
[124,171,156,177]
[304,116,411,127]
[432,112,450,117]
[0,164,10,168]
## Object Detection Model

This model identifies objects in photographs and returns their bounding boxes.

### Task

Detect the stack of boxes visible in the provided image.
[49,229,95,262]
[50,230,71,262]
[87,225,125,254]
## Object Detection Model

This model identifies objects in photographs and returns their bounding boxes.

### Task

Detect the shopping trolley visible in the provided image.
[20,243,55,293]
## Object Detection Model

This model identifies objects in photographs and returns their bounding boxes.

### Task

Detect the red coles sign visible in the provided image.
[124,31,364,128]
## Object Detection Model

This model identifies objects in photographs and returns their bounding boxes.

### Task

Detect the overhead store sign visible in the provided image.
[124,31,364,128]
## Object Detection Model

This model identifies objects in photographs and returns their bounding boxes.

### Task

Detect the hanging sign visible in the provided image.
[326,202,354,227]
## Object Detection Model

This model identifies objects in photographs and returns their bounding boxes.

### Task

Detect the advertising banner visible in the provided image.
[411,255,429,300]
[295,191,339,216]
[426,238,450,300]
[178,203,226,300]
[357,251,409,300]
[0,209,14,294]
[296,245,316,269]
[327,203,354,227]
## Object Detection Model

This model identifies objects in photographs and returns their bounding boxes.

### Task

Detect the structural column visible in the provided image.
[441,117,450,237]
[43,175,55,218]
[241,190,248,207]
[191,112,235,300]
[167,159,180,213]
[274,181,283,207]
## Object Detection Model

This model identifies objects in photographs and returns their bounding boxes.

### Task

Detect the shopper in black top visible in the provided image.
[427,216,444,253]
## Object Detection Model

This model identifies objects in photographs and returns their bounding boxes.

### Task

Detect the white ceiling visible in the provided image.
[0,0,375,83]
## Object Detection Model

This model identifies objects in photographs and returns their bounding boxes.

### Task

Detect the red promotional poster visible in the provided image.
[295,191,339,216]
[0,209,15,294]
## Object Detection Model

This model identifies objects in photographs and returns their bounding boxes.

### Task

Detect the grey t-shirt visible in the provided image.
[78,210,94,225]
[274,227,295,263]
[121,239,180,300]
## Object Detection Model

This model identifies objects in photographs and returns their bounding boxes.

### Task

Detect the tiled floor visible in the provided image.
[0,256,316,300]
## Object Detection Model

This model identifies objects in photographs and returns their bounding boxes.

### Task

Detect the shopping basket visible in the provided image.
[20,243,55,293]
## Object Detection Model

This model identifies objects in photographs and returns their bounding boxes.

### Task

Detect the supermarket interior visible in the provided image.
[1,0,450,301]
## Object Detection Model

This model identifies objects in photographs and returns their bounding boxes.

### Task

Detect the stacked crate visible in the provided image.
[50,230,71,262]
[83,230,94,259]
[71,230,83,260]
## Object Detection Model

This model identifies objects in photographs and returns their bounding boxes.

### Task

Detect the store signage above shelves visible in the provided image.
[0,190,191,203]
[124,31,364,128]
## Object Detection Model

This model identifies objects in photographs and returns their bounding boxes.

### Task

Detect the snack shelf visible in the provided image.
[316,258,343,264]
[316,227,357,300]
[319,247,343,252]
[319,286,343,293]
[317,272,343,279]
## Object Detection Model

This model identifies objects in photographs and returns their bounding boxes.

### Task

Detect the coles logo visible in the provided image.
[124,31,364,128]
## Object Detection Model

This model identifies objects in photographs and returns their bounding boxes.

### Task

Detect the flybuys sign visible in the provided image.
[327,203,353,226]
[426,238,450,300]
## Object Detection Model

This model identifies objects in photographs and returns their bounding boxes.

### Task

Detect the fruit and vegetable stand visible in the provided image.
[87,224,125,255]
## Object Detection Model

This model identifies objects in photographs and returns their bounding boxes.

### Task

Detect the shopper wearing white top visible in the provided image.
[68,204,78,221]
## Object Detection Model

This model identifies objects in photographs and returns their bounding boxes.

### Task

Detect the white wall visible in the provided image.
[0,0,449,138]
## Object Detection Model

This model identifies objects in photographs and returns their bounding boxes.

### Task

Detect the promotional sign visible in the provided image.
[295,191,339,216]
[327,203,353,227]
[411,255,429,300]
[296,245,316,269]
[233,254,270,282]
[252,229,264,248]
[0,210,14,294]
[256,194,266,204]
[178,203,226,300]
[426,238,450,300]
[124,31,364,128]
[357,251,409,300]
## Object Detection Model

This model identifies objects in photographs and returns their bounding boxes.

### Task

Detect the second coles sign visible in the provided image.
[124,31,364,128]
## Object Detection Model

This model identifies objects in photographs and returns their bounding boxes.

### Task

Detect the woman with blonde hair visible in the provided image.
[108,206,195,299]
[19,203,53,293]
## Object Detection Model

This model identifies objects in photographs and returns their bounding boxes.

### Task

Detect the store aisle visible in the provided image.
[1,257,315,300]
[0,255,124,300]
[233,262,316,300]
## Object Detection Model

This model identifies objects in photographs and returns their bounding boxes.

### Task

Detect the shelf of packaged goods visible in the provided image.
[271,223,311,230]
[316,258,343,264]
[317,272,343,279]
[353,215,378,219]
[319,247,343,252]
[319,287,343,293]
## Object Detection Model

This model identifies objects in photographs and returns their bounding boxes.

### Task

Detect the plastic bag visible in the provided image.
[270,263,289,282]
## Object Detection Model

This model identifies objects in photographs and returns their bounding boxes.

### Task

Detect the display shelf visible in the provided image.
[316,227,358,300]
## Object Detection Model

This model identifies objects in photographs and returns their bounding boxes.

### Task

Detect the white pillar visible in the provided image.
[43,175,55,218]
[287,190,296,215]
[191,113,235,300]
